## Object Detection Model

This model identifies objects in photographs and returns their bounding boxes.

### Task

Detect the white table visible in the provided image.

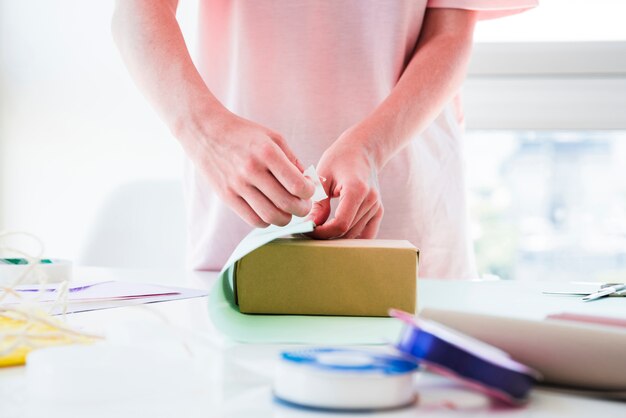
[1,268,624,418]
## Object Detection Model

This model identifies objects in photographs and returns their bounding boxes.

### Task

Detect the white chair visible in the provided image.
[78,179,187,269]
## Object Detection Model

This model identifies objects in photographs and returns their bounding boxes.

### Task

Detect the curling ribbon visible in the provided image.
[391,309,540,404]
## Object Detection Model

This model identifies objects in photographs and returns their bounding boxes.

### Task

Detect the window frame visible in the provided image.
[463,42,626,130]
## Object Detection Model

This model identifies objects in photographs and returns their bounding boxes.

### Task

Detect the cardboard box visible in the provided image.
[234,238,418,317]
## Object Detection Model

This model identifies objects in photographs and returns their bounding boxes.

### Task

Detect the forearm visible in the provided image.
[354,9,478,170]
[111,0,227,142]
[113,0,315,226]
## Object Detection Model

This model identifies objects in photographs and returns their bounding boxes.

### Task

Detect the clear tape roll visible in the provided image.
[0,259,73,285]
[274,348,418,411]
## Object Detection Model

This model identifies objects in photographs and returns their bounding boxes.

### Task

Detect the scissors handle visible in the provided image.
[583,284,626,302]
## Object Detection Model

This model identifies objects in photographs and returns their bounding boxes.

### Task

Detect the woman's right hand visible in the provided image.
[111,1,314,228]
[178,109,315,228]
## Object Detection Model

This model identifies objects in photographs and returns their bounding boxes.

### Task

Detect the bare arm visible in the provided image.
[310,9,478,239]
[357,8,478,169]
[112,0,314,228]
[112,0,219,137]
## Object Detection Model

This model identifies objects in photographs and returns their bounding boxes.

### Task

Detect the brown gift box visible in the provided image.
[234,238,418,317]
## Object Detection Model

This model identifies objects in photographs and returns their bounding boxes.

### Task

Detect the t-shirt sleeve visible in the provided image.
[427,0,538,20]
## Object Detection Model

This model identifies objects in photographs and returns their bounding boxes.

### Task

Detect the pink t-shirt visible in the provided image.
[184,0,537,278]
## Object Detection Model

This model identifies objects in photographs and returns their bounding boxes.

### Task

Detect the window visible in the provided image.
[464,1,626,280]
[467,131,626,281]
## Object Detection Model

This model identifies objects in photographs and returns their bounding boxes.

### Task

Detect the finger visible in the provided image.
[344,202,379,239]
[349,188,379,231]
[225,193,269,228]
[309,186,365,239]
[306,173,333,226]
[241,186,292,226]
[264,141,315,200]
[252,170,312,217]
[359,204,384,239]
[307,197,331,227]
[334,181,368,226]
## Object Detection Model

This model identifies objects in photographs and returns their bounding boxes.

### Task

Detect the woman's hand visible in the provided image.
[112,1,316,229]
[181,109,316,228]
[307,127,383,239]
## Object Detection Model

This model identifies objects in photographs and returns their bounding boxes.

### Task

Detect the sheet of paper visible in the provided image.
[541,282,604,296]
[220,165,327,275]
[209,266,402,345]
[1,282,209,315]
[220,218,318,276]
[46,287,209,315]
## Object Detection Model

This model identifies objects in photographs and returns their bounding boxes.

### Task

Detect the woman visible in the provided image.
[112,0,537,278]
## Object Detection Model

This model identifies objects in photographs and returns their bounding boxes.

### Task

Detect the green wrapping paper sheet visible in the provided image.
[208,264,402,345]
[207,166,403,344]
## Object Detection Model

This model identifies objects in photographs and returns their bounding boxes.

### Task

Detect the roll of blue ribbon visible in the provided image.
[280,348,418,374]
[275,348,419,411]
[391,310,539,404]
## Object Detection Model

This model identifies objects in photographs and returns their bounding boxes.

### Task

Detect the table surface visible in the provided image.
[1,268,625,418]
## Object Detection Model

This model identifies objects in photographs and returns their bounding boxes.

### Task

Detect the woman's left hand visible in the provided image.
[307,128,384,239]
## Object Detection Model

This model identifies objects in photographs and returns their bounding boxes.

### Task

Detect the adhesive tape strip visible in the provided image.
[0,259,73,285]
[391,309,540,404]
[274,348,418,411]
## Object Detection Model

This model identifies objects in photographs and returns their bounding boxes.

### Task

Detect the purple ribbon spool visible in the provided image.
[391,310,540,404]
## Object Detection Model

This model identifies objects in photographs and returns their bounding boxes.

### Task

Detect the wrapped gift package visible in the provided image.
[234,238,418,317]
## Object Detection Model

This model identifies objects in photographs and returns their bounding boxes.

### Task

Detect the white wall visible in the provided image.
[0,0,198,259]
